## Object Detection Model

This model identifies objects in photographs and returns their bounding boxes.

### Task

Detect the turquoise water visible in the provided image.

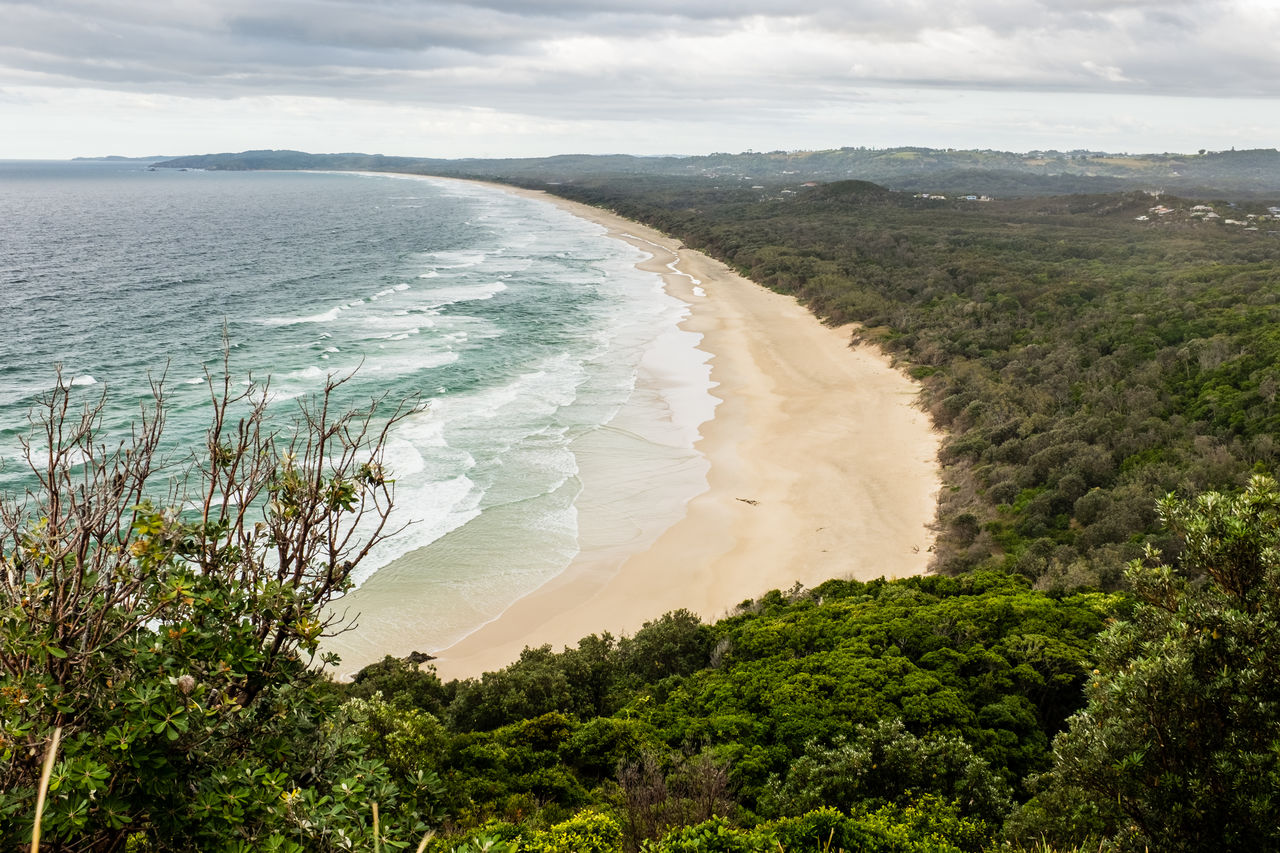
[0,161,710,635]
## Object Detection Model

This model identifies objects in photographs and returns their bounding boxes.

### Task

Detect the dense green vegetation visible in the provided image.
[333,476,1280,852]
[340,571,1119,851]
[1016,475,1280,851]
[523,178,1280,592]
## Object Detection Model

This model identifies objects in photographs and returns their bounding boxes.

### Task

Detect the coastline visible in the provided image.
[320,174,717,676]
[426,183,942,679]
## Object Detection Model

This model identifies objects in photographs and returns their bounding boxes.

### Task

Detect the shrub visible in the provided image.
[0,367,423,850]
[1021,475,1280,851]
[524,809,623,853]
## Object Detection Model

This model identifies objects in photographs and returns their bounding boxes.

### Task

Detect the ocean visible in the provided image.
[0,160,713,660]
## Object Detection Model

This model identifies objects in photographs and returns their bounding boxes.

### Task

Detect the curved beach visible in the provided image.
[425,186,942,679]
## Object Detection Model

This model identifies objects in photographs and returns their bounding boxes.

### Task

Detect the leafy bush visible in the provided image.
[0,369,425,850]
[523,809,624,853]
[761,720,1012,824]
[641,816,771,853]
[640,799,985,852]
[1020,475,1280,851]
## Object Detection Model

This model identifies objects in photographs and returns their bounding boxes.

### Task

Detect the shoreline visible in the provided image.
[321,175,717,676]
[427,182,942,679]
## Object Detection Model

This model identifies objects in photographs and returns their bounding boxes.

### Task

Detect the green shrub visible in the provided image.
[524,808,623,853]
[641,816,772,853]
[0,369,423,850]
[1022,475,1280,852]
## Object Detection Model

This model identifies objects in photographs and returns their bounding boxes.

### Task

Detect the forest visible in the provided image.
[4,165,1280,851]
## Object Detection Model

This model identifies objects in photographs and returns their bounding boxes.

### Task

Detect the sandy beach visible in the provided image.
[416,184,943,679]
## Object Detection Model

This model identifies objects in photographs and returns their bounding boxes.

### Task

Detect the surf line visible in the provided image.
[621,233,706,296]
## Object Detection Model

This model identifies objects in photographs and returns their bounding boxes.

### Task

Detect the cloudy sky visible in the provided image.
[2,0,1277,159]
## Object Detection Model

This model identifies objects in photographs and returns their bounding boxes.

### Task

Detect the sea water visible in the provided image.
[0,160,712,652]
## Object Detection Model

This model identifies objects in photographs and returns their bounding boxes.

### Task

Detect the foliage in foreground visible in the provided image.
[0,372,438,851]
[434,797,987,853]
[1014,474,1280,851]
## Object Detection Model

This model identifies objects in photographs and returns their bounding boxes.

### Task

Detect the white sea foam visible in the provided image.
[394,410,450,449]
[24,444,90,468]
[284,365,329,382]
[367,350,460,376]
[348,473,483,587]
[425,250,487,269]
[380,436,426,478]
[440,355,584,429]
[261,306,343,326]
[418,281,507,307]
[371,284,410,300]
[358,311,434,332]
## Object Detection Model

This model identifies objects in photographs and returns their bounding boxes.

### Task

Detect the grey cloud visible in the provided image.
[454,0,805,20]
[225,3,541,55]
[1140,10,1195,30]
[0,0,1275,117]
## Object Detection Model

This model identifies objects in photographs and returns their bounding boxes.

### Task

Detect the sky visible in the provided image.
[2,0,1278,160]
